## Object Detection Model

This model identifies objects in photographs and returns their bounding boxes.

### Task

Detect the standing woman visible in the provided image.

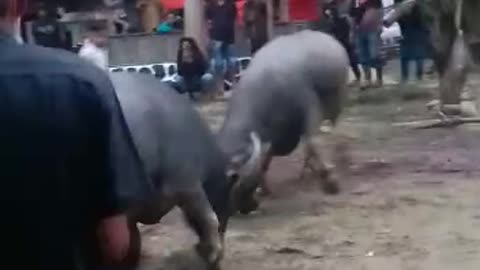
[351,0,384,89]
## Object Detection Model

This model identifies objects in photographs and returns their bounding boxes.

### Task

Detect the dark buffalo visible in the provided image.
[110,73,253,269]
[218,30,349,214]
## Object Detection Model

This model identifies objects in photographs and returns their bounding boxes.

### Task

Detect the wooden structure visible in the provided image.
[57,10,116,45]
[137,0,163,32]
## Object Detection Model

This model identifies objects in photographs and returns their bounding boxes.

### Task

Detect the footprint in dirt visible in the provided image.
[140,249,209,270]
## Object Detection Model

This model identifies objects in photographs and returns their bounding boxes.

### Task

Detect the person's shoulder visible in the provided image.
[2,44,115,101]
[17,44,85,66]
[15,44,111,86]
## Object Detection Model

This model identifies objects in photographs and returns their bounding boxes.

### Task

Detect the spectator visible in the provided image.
[0,1,149,269]
[394,0,428,84]
[351,0,384,89]
[78,25,109,70]
[206,0,237,86]
[244,0,268,55]
[171,37,214,100]
[31,4,61,48]
[324,0,362,86]
[155,13,176,34]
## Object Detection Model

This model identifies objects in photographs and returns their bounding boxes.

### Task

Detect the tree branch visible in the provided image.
[393,117,480,129]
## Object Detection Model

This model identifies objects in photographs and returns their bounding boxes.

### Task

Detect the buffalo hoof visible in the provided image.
[238,201,259,215]
[322,180,340,195]
[195,242,223,270]
[258,186,272,197]
[318,168,340,195]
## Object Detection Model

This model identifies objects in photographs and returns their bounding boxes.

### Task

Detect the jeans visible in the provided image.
[210,40,235,76]
[400,30,428,81]
[400,38,424,81]
[171,73,214,95]
[356,30,382,68]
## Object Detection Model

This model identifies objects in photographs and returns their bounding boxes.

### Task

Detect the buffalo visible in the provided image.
[218,30,350,213]
[110,73,254,269]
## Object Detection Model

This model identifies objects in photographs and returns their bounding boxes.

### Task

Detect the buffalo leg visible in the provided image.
[258,152,273,196]
[131,191,176,225]
[305,139,339,194]
[301,100,340,194]
[179,190,223,270]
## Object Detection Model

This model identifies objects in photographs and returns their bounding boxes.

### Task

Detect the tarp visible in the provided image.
[161,0,245,23]
[288,0,318,22]
[160,0,184,10]
[160,0,319,23]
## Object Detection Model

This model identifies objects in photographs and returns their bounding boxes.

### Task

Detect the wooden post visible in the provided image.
[264,0,274,40]
[137,0,161,33]
[279,0,289,22]
[184,0,208,56]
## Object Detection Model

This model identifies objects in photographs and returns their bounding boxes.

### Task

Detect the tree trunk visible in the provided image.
[137,0,162,33]
[184,0,208,56]
[264,0,274,40]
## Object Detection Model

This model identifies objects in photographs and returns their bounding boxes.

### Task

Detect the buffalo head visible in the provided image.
[224,132,271,215]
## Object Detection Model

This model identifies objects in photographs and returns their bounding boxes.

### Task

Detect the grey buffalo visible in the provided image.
[110,73,252,269]
[218,30,349,213]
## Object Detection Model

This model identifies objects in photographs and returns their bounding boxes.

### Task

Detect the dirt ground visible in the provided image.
[138,61,480,270]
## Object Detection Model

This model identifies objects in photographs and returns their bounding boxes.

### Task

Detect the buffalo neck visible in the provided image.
[218,113,255,160]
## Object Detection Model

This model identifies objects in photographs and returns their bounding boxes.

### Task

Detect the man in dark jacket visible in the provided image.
[243,0,268,54]
[206,0,237,83]
[0,1,150,269]
[31,4,61,48]
[325,0,362,85]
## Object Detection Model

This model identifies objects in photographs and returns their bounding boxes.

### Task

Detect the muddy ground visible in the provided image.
[138,61,480,270]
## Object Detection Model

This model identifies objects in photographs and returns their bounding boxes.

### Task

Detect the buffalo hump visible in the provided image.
[110,73,225,191]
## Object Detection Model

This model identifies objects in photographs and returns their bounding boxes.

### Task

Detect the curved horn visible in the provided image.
[242,132,262,176]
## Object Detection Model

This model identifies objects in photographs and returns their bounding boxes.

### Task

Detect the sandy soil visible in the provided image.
[137,64,480,270]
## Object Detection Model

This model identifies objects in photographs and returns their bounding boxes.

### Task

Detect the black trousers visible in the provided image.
[339,37,361,80]
[250,37,268,55]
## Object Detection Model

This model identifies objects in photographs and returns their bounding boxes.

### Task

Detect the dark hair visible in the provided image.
[177,37,205,64]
